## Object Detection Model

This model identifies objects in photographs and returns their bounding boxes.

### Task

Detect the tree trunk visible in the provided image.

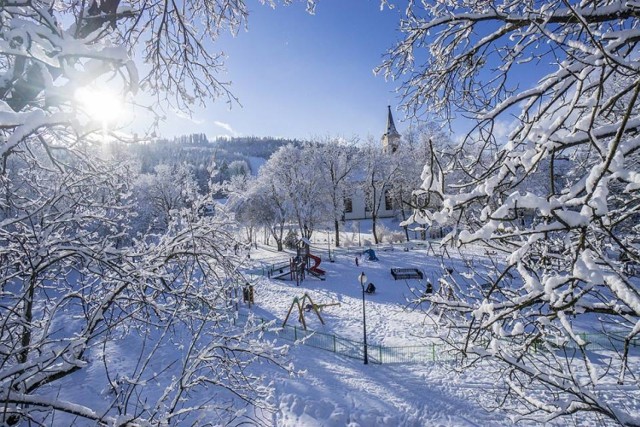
[400,205,410,242]
[19,274,37,364]
[334,219,340,247]
[372,213,379,244]
[245,226,253,244]
[371,182,380,244]
[270,226,284,251]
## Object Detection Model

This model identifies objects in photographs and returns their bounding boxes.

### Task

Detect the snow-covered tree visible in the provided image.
[236,167,291,251]
[225,173,262,245]
[384,0,640,424]
[133,163,200,232]
[388,123,453,240]
[0,1,303,424]
[228,159,251,177]
[260,144,331,240]
[238,186,282,247]
[360,138,400,244]
[311,137,359,247]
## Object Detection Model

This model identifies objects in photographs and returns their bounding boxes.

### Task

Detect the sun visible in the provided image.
[74,87,124,125]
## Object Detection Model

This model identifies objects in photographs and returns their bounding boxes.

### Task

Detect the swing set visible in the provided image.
[282,293,340,330]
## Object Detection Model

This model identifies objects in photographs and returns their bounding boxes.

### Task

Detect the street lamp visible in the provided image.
[358,271,369,365]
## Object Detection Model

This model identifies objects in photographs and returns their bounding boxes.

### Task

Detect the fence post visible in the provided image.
[379,345,382,364]
[333,335,336,353]
[294,326,297,341]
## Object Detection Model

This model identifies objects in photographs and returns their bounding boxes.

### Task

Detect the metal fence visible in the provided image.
[236,312,640,366]
[553,332,640,352]
[237,312,449,364]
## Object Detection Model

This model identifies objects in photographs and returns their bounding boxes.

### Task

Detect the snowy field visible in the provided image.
[237,223,639,426]
[243,241,507,426]
[33,222,638,426]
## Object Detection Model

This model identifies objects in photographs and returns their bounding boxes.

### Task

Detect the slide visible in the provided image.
[307,253,326,280]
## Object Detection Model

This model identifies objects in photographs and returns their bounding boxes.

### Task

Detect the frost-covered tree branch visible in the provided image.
[388,0,640,424]
[0,1,307,424]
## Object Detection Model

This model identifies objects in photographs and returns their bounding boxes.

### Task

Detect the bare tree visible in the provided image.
[381,0,640,424]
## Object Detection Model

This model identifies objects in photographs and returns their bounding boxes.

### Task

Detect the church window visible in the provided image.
[384,189,393,210]
[344,197,353,213]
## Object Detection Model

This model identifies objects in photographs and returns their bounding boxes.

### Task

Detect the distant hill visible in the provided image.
[209,135,304,159]
[129,134,304,194]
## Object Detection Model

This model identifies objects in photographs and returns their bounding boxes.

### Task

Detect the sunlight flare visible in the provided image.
[74,87,123,125]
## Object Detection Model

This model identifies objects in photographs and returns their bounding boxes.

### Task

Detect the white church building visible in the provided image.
[342,106,401,221]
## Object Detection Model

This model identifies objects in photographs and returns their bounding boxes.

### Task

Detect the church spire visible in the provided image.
[386,105,399,137]
[382,105,400,154]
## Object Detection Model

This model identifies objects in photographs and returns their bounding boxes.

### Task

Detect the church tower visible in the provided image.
[381,105,401,154]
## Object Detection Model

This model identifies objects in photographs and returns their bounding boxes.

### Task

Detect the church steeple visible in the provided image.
[382,105,400,153]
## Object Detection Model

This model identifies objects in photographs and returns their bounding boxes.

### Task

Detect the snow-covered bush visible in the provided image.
[375,224,404,244]
[284,229,299,250]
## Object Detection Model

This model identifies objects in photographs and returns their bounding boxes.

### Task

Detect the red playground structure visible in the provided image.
[269,239,326,283]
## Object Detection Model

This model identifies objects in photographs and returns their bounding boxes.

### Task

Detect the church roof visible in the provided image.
[385,105,400,138]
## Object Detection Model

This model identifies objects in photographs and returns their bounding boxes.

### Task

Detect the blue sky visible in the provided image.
[159,1,405,141]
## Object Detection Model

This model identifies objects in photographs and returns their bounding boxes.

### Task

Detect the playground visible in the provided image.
[241,239,504,425]
[268,239,326,284]
[236,223,640,426]
[245,238,476,351]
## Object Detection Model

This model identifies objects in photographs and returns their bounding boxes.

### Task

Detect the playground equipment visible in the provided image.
[297,239,326,280]
[307,253,325,278]
[282,293,340,330]
[363,248,379,261]
[269,257,305,283]
[270,239,326,283]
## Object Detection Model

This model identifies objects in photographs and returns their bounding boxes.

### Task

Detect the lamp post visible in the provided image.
[358,271,368,365]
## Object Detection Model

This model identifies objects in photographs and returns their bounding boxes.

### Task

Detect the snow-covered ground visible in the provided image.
[244,242,507,426]
[29,220,637,426]
[238,222,636,426]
